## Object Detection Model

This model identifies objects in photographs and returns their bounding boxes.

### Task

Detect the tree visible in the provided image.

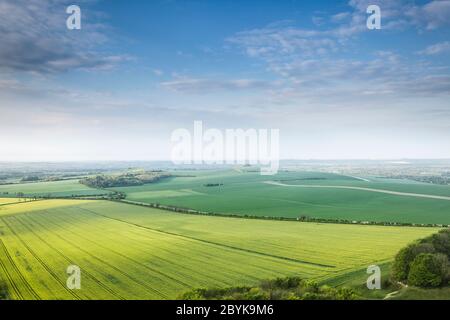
[408,253,448,287]
[430,230,450,256]
[391,243,435,282]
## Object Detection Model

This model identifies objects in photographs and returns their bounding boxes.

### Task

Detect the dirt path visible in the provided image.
[264,181,450,201]
[383,282,407,300]
[383,290,401,300]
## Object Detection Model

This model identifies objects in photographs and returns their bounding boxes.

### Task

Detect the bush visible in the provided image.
[335,287,358,300]
[179,276,357,300]
[391,229,450,288]
[392,243,435,282]
[430,230,450,256]
[407,253,448,287]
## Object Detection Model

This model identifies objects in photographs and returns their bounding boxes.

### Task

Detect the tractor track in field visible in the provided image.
[65,209,293,284]
[44,210,229,288]
[79,207,336,269]
[264,181,450,201]
[22,213,171,299]
[0,239,25,300]
[11,216,127,300]
[0,239,41,300]
[65,208,251,287]
[2,217,83,300]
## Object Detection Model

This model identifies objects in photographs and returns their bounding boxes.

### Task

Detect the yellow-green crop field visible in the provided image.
[0,198,33,206]
[0,199,439,300]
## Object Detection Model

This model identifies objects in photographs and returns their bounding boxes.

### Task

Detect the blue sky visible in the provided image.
[0,0,449,161]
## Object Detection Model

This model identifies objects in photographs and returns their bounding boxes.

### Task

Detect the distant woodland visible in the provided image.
[80,171,171,188]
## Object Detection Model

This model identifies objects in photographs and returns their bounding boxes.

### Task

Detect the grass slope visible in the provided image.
[390,287,450,300]
[0,199,438,299]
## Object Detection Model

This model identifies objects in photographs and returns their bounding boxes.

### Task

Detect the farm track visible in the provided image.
[22,213,173,298]
[264,181,450,201]
[79,207,336,269]
[10,215,127,300]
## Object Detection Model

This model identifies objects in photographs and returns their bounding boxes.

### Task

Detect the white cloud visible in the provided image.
[419,41,450,55]
[160,77,275,93]
[0,0,127,73]
[406,0,450,30]
[349,0,450,30]
[227,1,450,103]
[331,12,350,23]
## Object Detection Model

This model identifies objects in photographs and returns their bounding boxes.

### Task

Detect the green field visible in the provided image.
[111,170,450,224]
[0,199,438,299]
[0,180,107,197]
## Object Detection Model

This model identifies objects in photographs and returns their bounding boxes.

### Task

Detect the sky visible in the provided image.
[0,0,449,161]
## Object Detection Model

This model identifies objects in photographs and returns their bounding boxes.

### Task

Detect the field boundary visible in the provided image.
[111,199,448,228]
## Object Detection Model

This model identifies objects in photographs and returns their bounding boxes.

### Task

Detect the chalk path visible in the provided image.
[263,181,450,201]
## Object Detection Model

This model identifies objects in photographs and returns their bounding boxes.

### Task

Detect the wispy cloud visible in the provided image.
[419,41,450,55]
[161,77,275,94]
[226,1,450,103]
[0,0,128,73]
[331,12,351,23]
[405,0,450,30]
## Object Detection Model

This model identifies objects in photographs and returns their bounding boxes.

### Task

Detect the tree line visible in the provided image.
[114,199,448,228]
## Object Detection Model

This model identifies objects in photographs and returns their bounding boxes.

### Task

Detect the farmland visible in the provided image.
[0,199,438,300]
[0,179,108,198]
[111,170,450,224]
[0,198,31,206]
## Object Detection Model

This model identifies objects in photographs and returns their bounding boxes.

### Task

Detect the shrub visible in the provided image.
[391,228,450,288]
[430,230,450,256]
[407,253,448,287]
[392,243,435,282]
[335,287,358,300]
[179,276,357,300]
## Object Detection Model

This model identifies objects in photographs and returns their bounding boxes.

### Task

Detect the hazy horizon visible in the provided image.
[1,158,450,164]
